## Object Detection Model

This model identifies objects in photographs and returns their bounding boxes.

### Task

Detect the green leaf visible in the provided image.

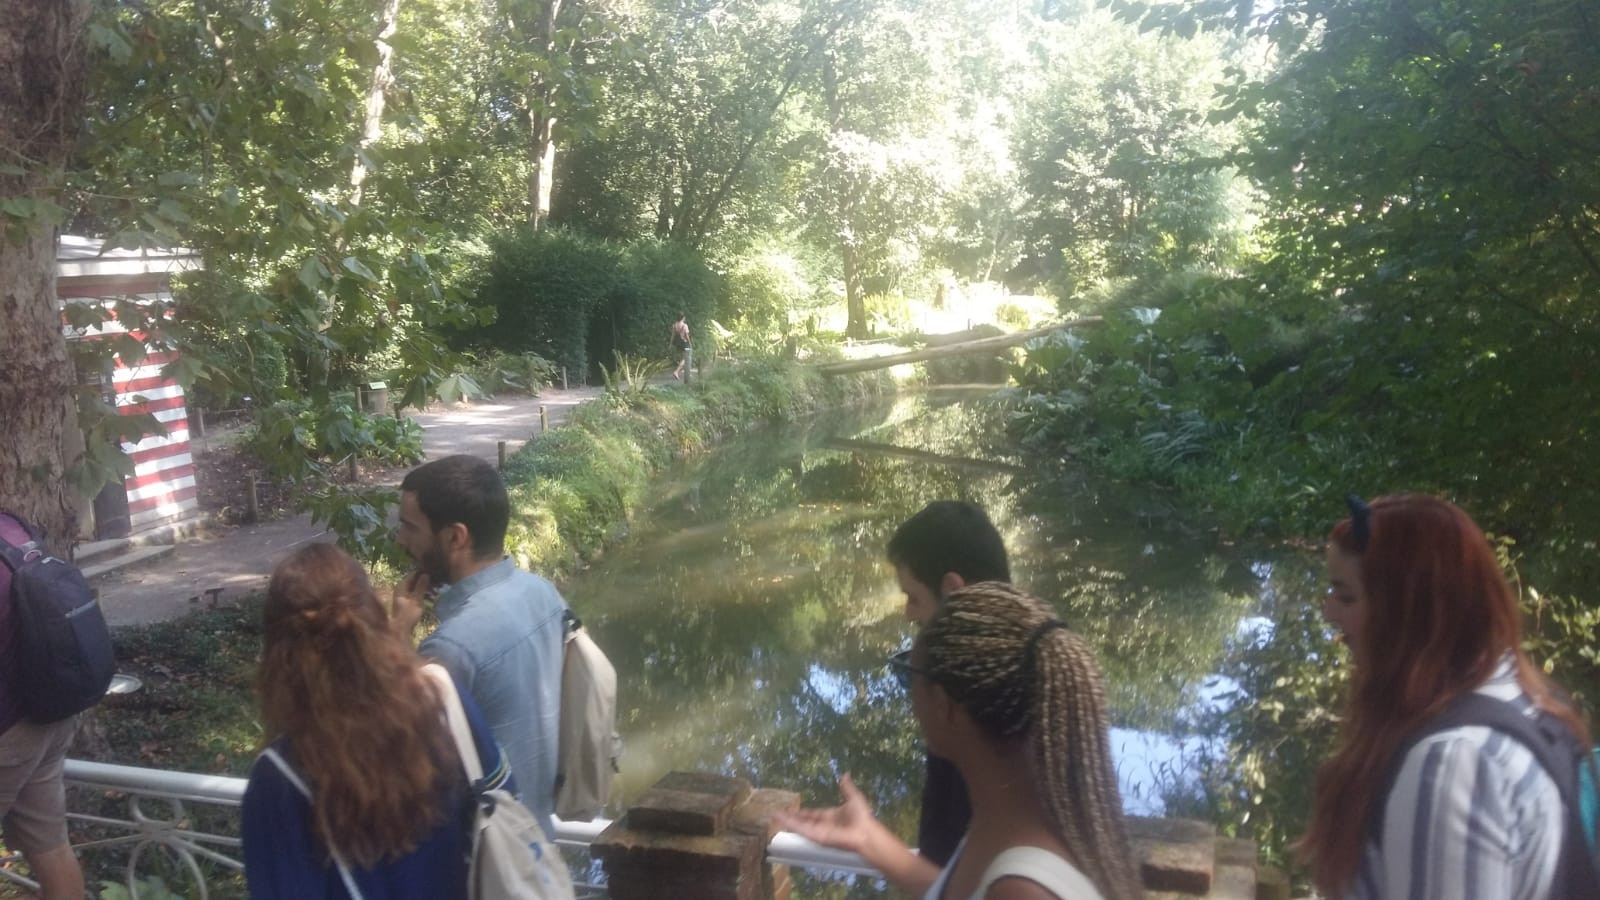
[341,256,379,283]
[298,256,325,293]
[88,22,133,64]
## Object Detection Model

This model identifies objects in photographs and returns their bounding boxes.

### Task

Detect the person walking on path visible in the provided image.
[392,455,569,839]
[0,512,86,900]
[671,313,691,381]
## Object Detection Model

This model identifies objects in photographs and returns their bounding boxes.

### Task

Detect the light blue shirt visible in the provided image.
[420,558,567,838]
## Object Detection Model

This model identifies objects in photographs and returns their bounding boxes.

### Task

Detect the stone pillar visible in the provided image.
[593,771,799,900]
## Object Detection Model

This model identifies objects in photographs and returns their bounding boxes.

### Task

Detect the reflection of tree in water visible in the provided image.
[1157,554,1345,882]
[559,393,1287,897]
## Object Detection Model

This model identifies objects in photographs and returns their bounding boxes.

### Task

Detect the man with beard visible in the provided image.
[393,455,568,838]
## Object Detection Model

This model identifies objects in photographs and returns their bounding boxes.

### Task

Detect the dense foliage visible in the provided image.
[7,0,1596,886]
[1002,0,1600,878]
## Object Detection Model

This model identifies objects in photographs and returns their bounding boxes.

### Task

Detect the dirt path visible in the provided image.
[95,385,606,627]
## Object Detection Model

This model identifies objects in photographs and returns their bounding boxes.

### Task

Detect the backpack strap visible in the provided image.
[1373,693,1599,896]
[261,747,367,900]
[0,530,41,575]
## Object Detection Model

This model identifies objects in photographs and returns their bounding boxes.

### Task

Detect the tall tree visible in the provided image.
[0,0,91,546]
[801,0,956,338]
[350,0,404,209]
[1013,12,1244,299]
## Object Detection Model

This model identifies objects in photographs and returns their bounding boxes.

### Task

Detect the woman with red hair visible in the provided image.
[242,543,511,899]
[1300,493,1591,898]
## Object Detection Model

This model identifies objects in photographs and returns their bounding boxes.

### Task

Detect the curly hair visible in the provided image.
[921,581,1142,900]
[257,543,462,868]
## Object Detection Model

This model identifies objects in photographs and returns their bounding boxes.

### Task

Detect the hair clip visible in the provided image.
[1345,495,1371,552]
[1022,619,1068,666]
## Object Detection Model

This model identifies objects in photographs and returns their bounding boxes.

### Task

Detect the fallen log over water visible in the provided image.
[815,318,1104,376]
[821,438,1024,474]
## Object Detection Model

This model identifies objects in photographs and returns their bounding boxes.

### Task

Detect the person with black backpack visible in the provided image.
[0,511,92,900]
[1299,494,1600,899]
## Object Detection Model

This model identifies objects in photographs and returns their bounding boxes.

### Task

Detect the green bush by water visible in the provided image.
[459,228,721,380]
[499,359,891,581]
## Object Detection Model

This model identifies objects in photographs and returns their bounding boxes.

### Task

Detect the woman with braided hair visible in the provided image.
[779,582,1141,899]
[241,543,511,899]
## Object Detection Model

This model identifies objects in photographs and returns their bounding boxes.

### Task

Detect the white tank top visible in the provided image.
[924,839,1105,900]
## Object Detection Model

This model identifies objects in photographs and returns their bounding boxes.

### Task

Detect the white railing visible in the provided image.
[0,759,876,898]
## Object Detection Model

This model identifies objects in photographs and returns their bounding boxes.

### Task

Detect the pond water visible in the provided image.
[561,389,1331,895]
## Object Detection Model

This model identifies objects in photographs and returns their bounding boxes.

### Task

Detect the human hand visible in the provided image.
[774,773,881,856]
[390,570,430,635]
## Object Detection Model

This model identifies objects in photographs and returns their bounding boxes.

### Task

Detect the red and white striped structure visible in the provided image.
[58,235,203,536]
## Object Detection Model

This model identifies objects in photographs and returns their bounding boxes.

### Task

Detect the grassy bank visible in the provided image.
[498,358,893,581]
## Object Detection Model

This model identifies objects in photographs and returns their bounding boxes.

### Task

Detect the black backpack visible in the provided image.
[0,516,116,723]
[1374,693,1600,898]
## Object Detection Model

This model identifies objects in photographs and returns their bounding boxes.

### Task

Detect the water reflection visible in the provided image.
[559,392,1323,897]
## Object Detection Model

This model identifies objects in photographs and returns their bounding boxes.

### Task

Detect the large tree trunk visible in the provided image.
[524,0,562,229]
[527,106,555,229]
[350,0,402,208]
[0,0,91,549]
[843,238,868,340]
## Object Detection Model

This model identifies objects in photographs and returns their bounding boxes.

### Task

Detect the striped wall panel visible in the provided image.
[63,291,199,534]
[114,342,198,530]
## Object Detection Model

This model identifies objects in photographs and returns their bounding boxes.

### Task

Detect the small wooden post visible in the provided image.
[246,479,260,523]
[684,347,693,384]
[561,366,568,390]
[347,455,359,482]
[539,405,548,433]
[195,407,206,438]
[497,441,507,470]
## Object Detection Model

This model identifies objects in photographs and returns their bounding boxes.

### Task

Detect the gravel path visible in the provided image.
[95,385,607,626]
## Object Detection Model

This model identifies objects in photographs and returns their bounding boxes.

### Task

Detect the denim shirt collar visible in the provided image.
[435,557,516,619]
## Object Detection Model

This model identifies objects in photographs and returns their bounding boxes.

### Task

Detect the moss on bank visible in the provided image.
[499,359,893,580]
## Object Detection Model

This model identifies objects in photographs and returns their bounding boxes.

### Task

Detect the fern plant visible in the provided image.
[600,351,669,398]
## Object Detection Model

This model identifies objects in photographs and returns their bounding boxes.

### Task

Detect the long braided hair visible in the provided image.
[920,581,1142,900]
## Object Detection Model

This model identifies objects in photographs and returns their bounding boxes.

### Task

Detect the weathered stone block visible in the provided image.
[624,772,752,836]
[732,788,802,841]
[1211,862,1256,900]
[592,815,763,882]
[1128,815,1216,895]
[629,787,742,836]
[594,772,795,900]
[1254,864,1290,900]
[1214,838,1257,868]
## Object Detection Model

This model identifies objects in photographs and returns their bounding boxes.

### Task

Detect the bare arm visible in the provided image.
[774,774,941,894]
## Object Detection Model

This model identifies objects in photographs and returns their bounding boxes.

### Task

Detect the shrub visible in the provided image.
[462,227,620,378]
[460,230,724,382]
[498,360,893,578]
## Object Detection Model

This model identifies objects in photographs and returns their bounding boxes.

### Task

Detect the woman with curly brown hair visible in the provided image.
[1301,494,1592,898]
[241,543,509,900]
[779,582,1141,900]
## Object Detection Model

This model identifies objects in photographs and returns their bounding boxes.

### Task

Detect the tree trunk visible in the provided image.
[524,0,563,229]
[843,239,868,340]
[0,0,91,549]
[527,107,555,229]
[350,0,402,208]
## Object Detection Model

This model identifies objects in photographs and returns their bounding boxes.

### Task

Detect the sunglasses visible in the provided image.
[887,649,925,691]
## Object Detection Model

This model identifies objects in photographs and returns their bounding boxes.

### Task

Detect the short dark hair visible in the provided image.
[887,501,1009,593]
[400,455,509,558]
